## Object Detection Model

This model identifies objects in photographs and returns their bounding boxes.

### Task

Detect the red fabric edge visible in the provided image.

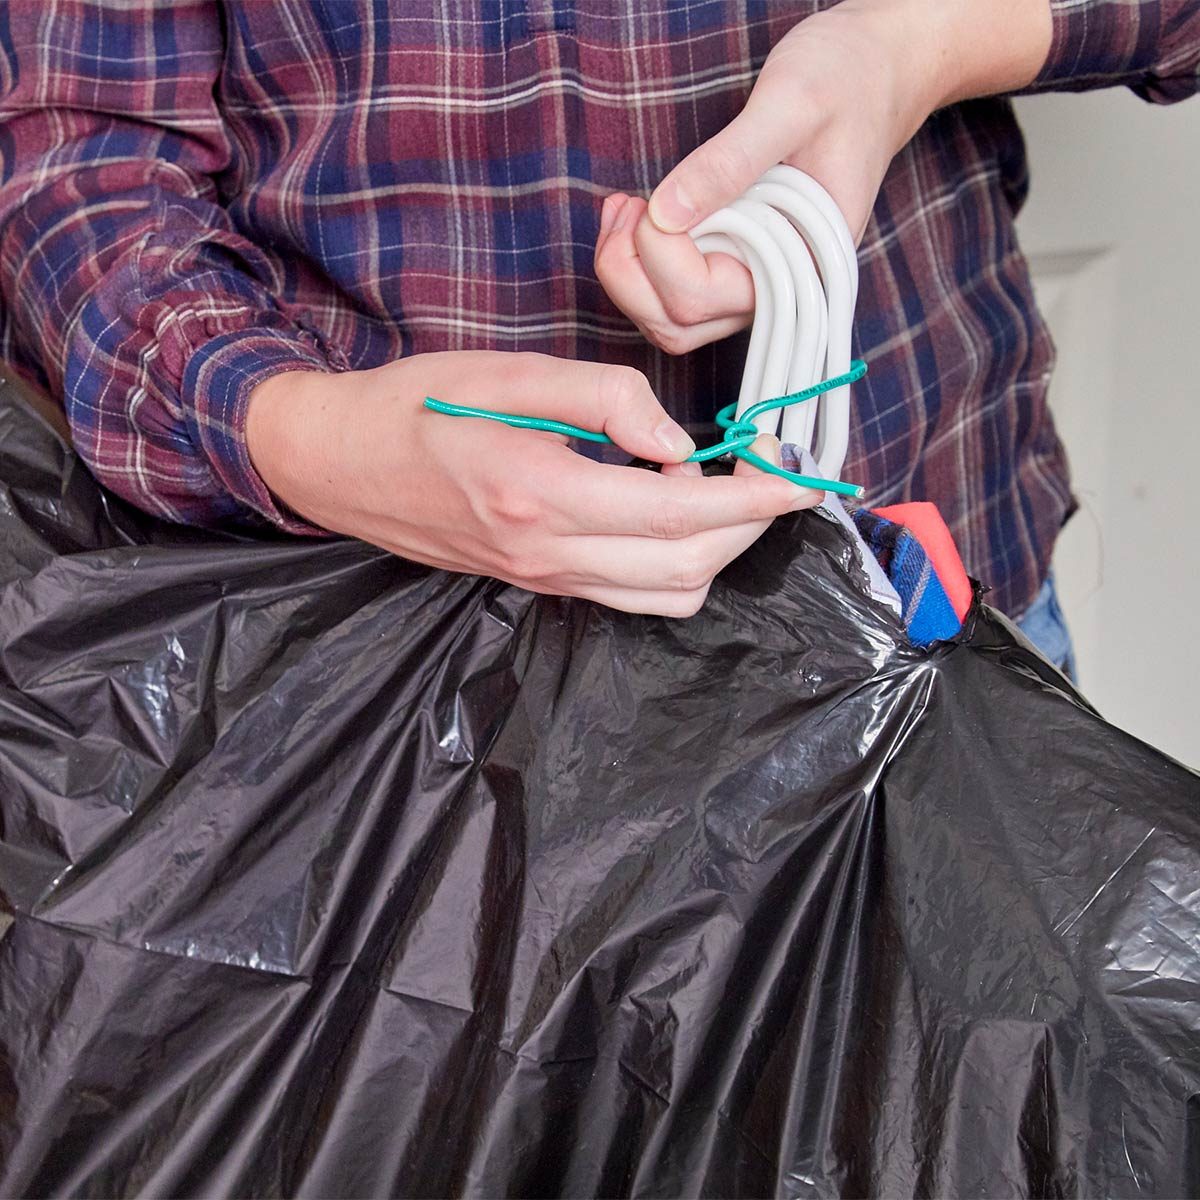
[871,502,974,621]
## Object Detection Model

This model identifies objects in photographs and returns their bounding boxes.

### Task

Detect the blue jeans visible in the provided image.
[1016,573,1077,680]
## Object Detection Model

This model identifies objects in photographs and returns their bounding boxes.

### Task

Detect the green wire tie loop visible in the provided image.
[424,359,868,500]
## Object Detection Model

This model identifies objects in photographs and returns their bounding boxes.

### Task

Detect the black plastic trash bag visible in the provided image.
[1,375,1199,1199]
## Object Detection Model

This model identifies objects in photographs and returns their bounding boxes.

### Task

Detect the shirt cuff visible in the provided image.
[1031,0,1145,92]
[182,327,341,535]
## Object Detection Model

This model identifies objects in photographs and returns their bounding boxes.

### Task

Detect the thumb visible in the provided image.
[648,104,791,234]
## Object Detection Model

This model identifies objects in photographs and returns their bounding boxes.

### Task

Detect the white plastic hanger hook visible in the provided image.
[689,167,859,478]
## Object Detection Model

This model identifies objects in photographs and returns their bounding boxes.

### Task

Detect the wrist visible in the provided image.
[245,368,333,523]
[825,0,1051,116]
[892,0,1052,109]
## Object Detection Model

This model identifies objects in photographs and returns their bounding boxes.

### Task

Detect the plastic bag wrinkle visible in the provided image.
[1,378,1199,1198]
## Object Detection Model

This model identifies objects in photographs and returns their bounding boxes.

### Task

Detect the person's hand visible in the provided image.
[245,352,820,616]
[594,0,1052,357]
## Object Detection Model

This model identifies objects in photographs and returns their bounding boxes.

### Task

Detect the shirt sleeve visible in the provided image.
[1029,0,1200,102]
[0,0,344,533]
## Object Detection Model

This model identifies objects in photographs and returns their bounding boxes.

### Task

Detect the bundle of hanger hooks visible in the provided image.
[690,164,861,480]
[426,166,865,497]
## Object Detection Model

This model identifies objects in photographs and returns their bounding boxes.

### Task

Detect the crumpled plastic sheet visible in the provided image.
[1,375,1199,1198]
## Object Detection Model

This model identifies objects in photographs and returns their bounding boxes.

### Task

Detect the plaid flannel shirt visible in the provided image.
[1,1,1198,615]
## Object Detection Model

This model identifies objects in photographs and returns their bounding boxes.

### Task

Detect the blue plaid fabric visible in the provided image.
[852,510,964,648]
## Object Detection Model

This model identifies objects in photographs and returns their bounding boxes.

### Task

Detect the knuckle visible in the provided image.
[642,320,693,357]
[659,286,706,327]
[646,498,692,541]
[487,480,542,530]
[669,553,714,594]
[597,363,649,417]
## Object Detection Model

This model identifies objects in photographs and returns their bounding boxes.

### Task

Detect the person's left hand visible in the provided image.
[594,0,1051,357]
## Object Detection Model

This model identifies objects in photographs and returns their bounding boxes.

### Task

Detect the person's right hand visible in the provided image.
[245,351,820,617]
[593,0,1052,360]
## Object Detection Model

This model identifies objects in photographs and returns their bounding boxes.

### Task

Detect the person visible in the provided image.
[0,2,1196,648]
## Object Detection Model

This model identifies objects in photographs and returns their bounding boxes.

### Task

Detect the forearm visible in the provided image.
[0,135,337,530]
[921,0,1053,107]
[818,0,1053,123]
[0,0,339,530]
[823,0,1200,112]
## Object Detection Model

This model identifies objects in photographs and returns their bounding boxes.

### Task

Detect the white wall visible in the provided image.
[1013,89,1200,767]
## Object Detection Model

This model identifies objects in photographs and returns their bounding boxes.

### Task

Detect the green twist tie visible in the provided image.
[424,359,868,500]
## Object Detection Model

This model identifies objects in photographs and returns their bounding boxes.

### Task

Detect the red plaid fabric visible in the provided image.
[1,1,1197,615]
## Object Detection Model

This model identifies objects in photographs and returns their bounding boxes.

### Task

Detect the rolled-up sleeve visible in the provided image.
[0,1,342,532]
[1029,0,1200,102]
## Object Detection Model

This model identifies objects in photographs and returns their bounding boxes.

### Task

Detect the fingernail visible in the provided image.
[755,433,782,466]
[611,197,631,235]
[790,486,823,511]
[649,180,696,233]
[677,460,703,477]
[654,418,697,459]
